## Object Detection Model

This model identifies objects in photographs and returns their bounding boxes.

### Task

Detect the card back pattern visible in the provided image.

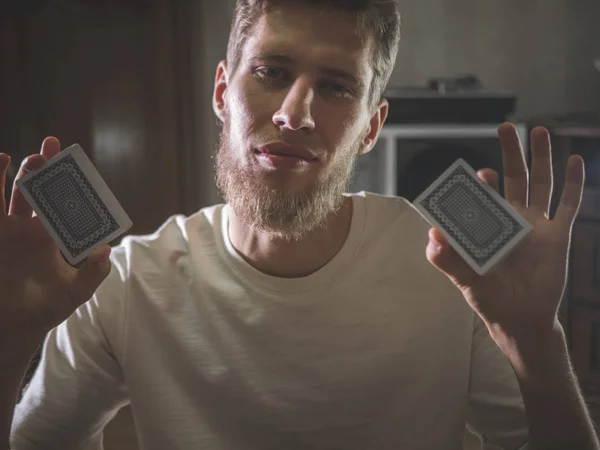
[418,165,524,267]
[22,154,119,258]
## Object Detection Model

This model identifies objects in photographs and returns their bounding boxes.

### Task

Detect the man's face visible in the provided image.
[215,3,381,240]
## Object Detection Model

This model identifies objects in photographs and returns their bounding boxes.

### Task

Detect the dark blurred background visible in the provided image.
[1,0,234,236]
[1,1,600,449]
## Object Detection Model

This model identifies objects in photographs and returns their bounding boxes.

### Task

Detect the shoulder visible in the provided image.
[111,203,226,274]
[93,203,226,309]
[85,204,227,344]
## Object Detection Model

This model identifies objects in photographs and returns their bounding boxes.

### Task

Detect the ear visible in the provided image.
[213,60,229,123]
[358,98,389,156]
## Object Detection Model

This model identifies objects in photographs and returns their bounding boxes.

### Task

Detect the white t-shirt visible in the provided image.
[11,192,529,450]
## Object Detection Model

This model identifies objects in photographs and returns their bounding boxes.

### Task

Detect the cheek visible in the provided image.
[330,114,365,156]
[227,94,252,135]
[228,81,272,132]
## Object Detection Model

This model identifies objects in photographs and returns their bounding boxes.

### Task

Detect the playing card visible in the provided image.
[16,144,132,266]
[413,158,532,275]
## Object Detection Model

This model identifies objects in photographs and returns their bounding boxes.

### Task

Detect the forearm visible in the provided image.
[502,323,600,450]
[0,336,42,450]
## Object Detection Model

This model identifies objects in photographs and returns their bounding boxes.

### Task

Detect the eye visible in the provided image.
[254,67,287,83]
[323,82,354,99]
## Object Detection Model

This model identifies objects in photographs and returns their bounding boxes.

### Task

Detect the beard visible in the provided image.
[215,120,358,241]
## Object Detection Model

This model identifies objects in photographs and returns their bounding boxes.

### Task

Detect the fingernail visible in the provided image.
[428,230,443,250]
[429,239,442,252]
[21,156,38,173]
[428,228,439,242]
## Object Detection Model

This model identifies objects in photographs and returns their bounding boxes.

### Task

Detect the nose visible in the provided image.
[272,78,316,132]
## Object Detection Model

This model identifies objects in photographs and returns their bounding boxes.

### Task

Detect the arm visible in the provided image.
[466,314,600,450]
[0,336,42,450]
[466,315,529,450]
[8,256,130,450]
[500,322,599,450]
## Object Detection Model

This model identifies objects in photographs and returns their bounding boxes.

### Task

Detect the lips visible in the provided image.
[256,142,317,161]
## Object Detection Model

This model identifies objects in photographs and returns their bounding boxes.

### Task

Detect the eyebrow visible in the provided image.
[249,52,363,87]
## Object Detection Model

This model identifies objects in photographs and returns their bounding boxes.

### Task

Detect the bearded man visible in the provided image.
[1,1,599,450]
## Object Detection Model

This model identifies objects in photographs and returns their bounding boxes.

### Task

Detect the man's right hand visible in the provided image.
[0,137,112,343]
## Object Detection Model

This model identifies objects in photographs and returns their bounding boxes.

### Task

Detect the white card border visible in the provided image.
[413,158,532,275]
[16,144,132,266]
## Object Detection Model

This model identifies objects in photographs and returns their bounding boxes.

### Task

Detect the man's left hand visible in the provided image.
[426,122,584,349]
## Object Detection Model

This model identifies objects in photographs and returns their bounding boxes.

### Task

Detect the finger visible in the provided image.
[498,122,528,207]
[6,217,51,242]
[477,168,499,193]
[40,136,61,160]
[9,154,46,216]
[22,216,53,241]
[554,155,584,229]
[529,127,553,216]
[0,153,11,217]
[426,228,478,289]
[0,218,53,267]
[9,137,61,217]
[70,245,112,307]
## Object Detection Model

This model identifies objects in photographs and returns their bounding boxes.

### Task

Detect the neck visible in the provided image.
[228,196,353,278]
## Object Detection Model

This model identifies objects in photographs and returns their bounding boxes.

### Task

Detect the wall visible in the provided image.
[0,0,193,234]
[391,0,600,119]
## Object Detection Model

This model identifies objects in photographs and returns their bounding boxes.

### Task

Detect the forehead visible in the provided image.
[241,4,374,81]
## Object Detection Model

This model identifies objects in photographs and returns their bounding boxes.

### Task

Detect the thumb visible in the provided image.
[426,228,478,288]
[71,245,112,306]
